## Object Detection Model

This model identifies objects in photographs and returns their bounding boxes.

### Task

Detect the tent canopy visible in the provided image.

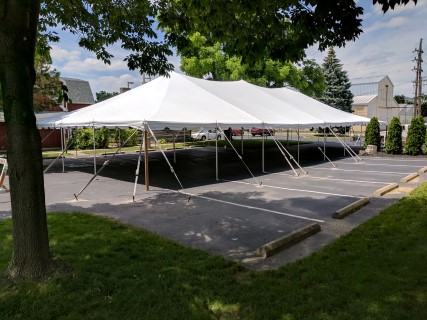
[37,72,371,130]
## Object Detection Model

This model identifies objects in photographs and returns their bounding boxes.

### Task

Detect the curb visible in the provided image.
[418,166,427,174]
[400,172,419,183]
[333,197,370,219]
[256,223,321,258]
[373,182,399,196]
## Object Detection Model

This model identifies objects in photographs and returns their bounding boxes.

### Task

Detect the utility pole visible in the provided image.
[413,38,423,117]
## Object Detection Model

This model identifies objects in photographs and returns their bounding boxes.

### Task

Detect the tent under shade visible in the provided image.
[37,72,371,130]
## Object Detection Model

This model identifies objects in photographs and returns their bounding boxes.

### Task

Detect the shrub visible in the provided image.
[364,117,381,149]
[385,117,402,154]
[112,129,139,147]
[73,128,111,149]
[405,116,426,155]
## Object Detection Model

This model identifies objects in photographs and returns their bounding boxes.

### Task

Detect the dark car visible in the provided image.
[250,127,275,136]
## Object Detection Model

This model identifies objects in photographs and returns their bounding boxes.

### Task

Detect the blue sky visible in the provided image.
[50,0,426,98]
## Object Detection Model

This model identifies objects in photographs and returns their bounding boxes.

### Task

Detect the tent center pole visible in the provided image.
[262,123,265,173]
[215,124,219,181]
[144,129,149,191]
[323,127,326,161]
[297,126,300,164]
[173,131,176,164]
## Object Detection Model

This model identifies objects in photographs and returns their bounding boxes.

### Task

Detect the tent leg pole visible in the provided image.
[60,127,65,173]
[173,132,176,164]
[216,124,219,181]
[323,127,326,161]
[241,126,244,155]
[93,125,97,175]
[262,123,265,173]
[132,130,144,201]
[297,126,300,164]
[144,130,149,191]
[184,128,186,149]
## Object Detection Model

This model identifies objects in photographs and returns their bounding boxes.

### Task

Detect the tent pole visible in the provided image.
[184,128,186,149]
[173,131,176,164]
[262,122,265,173]
[60,127,65,173]
[144,128,149,191]
[216,123,219,181]
[44,132,76,173]
[132,130,144,201]
[146,124,185,191]
[241,126,244,155]
[73,127,141,200]
[297,125,300,164]
[323,127,326,161]
[218,127,261,186]
[93,124,97,175]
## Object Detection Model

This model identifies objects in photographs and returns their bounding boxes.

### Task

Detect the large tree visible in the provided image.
[180,33,326,98]
[0,0,173,279]
[0,0,417,279]
[321,47,354,112]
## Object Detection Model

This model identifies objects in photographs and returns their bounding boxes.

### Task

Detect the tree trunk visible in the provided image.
[0,0,52,278]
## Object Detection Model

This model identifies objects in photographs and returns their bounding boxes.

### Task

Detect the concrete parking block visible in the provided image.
[373,182,399,196]
[400,172,419,183]
[333,197,370,219]
[256,223,321,258]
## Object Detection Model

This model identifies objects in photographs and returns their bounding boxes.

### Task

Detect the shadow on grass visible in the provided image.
[1,186,426,319]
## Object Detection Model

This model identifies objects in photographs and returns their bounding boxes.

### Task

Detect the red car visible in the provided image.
[250,127,275,136]
[231,128,244,136]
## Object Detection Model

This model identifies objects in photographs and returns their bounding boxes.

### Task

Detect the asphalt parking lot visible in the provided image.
[1,140,426,270]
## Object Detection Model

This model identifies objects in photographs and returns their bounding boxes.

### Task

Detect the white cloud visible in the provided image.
[87,74,143,96]
[50,45,81,62]
[62,57,128,73]
[364,16,408,33]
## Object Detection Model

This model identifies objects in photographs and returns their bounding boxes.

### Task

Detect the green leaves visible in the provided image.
[365,117,381,149]
[405,116,426,155]
[40,0,174,76]
[385,117,403,154]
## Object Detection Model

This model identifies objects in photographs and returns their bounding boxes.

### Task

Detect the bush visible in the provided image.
[385,117,402,154]
[405,116,426,155]
[73,128,111,149]
[364,117,381,149]
[112,129,139,147]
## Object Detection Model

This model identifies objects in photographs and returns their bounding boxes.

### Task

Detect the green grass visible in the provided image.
[1,184,426,319]
[42,139,308,158]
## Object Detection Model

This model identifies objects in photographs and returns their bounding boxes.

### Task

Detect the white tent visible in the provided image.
[37,72,370,129]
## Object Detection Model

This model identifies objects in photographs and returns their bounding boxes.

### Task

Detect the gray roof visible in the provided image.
[0,111,64,123]
[352,95,377,105]
[350,75,387,96]
[61,77,95,105]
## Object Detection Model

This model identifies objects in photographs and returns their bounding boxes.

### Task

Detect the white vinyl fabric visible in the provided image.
[37,72,371,130]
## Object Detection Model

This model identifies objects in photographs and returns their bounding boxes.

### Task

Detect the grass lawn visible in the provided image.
[1,185,426,319]
[42,139,308,159]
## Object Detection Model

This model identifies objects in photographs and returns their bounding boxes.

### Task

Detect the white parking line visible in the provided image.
[177,190,326,223]
[337,162,423,168]
[309,167,412,175]
[268,172,389,185]
[222,179,361,198]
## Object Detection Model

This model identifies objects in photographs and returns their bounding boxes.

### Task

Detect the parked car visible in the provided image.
[231,128,244,136]
[250,127,275,136]
[191,129,222,141]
